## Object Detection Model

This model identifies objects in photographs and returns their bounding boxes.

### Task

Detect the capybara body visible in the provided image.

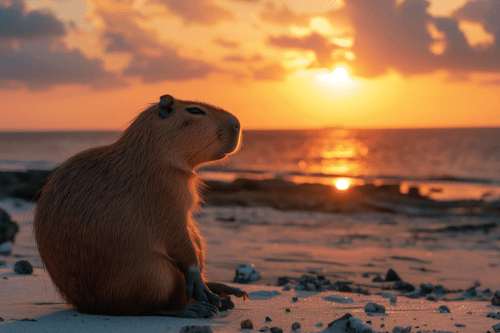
[34,95,243,316]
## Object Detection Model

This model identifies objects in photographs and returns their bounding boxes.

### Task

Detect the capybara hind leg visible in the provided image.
[206,281,249,300]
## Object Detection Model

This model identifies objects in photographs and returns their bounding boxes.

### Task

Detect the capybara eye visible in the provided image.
[186,107,206,115]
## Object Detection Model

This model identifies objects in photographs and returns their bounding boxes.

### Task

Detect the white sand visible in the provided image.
[1,198,499,332]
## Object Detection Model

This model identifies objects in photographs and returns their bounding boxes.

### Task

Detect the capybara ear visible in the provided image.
[159,95,174,118]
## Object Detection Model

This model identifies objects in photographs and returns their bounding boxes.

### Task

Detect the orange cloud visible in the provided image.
[150,0,235,25]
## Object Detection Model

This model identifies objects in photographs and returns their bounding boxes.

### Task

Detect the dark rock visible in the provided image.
[265,316,272,322]
[269,327,283,333]
[241,319,253,329]
[179,326,213,333]
[276,276,291,286]
[438,305,451,313]
[392,281,415,292]
[0,209,19,252]
[326,313,375,333]
[492,290,500,306]
[292,296,298,302]
[218,296,234,311]
[233,263,260,283]
[364,302,385,313]
[462,286,477,299]
[362,273,370,278]
[291,322,300,331]
[14,260,33,275]
[259,326,269,332]
[372,275,384,282]
[385,269,402,282]
[285,308,290,312]
[420,283,434,294]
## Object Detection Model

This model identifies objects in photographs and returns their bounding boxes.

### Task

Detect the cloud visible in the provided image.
[252,63,288,80]
[268,32,341,68]
[223,54,263,62]
[344,0,500,77]
[150,0,235,25]
[0,0,66,40]
[452,0,500,36]
[259,2,312,26]
[212,37,240,48]
[103,32,135,53]
[0,38,124,90]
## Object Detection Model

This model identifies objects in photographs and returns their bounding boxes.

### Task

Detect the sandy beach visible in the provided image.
[1,194,499,333]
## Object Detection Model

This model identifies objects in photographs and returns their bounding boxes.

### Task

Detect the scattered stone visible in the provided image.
[282,284,291,291]
[362,273,370,278]
[392,281,415,292]
[265,316,272,322]
[385,269,402,282]
[493,322,500,333]
[241,319,253,329]
[326,313,375,333]
[454,323,466,327]
[487,312,500,319]
[438,305,451,313]
[364,302,385,314]
[390,296,397,304]
[407,290,422,299]
[276,276,291,286]
[218,296,234,311]
[420,283,434,294]
[291,322,300,331]
[492,290,500,306]
[0,317,3,321]
[316,322,323,327]
[0,209,19,255]
[372,275,384,283]
[269,327,283,333]
[324,295,354,304]
[14,260,33,275]
[19,318,37,322]
[392,326,412,333]
[259,326,269,332]
[179,326,213,333]
[234,263,260,283]
[0,242,13,255]
[462,286,477,299]
[292,296,298,302]
[382,292,395,298]
[285,308,290,312]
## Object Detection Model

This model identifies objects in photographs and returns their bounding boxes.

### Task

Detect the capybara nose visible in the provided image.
[231,116,240,134]
[226,115,241,154]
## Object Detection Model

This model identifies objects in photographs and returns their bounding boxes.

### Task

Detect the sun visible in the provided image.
[335,178,350,190]
[330,67,350,83]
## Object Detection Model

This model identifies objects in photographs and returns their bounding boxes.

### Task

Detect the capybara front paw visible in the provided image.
[185,265,221,307]
[206,281,249,301]
[177,301,220,318]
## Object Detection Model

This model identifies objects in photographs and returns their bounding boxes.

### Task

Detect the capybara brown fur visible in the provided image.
[34,95,247,317]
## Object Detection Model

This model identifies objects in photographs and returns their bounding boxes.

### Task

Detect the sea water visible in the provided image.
[1,128,499,201]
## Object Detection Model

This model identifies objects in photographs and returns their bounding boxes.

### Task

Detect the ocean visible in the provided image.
[1,128,500,201]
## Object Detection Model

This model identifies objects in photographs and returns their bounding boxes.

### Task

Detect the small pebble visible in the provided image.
[390,296,397,304]
[292,296,298,302]
[241,319,253,329]
[492,290,500,306]
[269,327,283,333]
[372,275,384,283]
[487,311,500,319]
[285,308,290,312]
[291,322,300,331]
[454,323,466,327]
[315,322,323,327]
[14,260,33,275]
[265,316,272,322]
[259,326,269,332]
[282,284,291,291]
[392,325,412,333]
[364,302,385,313]
[438,305,451,313]
[382,292,395,298]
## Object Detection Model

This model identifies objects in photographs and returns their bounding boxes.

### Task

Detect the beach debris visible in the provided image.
[385,269,402,282]
[179,326,213,333]
[324,295,354,304]
[390,296,397,304]
[248,290,280,300]
[14,260,33,275]
[392,325,412,333]
[492,290,500,306]
[372,275,384,283]
[265,316,272,322]
[486,311,500,319]
[218,296,234,311]
[269,327,283,333]
[364,302,385,314]
[326,313,375,333]
[241,319,253,329]
[0,208,18,255]
[493,322,500,333]
[259,326,269,332]
[291,322,300,331]
[234,263,260,283]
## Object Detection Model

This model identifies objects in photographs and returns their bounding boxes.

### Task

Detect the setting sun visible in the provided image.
[330,67,350,83]
[335,178,350,191]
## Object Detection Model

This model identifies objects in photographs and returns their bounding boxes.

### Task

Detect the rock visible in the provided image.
[233,263,260,283]
[454,323,466,327]
[276,276,291,286]
[364,302,385,314]
[179,326,213,333]
[285,308,290,312]
[292,296,298,302]
[407,290,422,299]
[362,273,369,278]
[259,326,269,332]
[14,260,33,275]
[492,290,500,306]
[420,283,434,294]
[382,292,395,298]
[241,319,253,329]
[265,316,272,322]
[372,275,384,283]
[324,295,354,304]
[0,208,19,254]
[392,281,415,292]
[326,313,375,333]
[219,296,234,311]
[306,282,316,291]
[486,312,500,319]
[462,286,477,299]
[392,326,412,333]
[291,322,300,331]
[316,322,323,327]
[0,241,13,255]
[385,269,402,282]
[438,305,451,313]
[269,327,283,333]
[282,283,291,291]
[389,296,397,304]
[493,322,500,333]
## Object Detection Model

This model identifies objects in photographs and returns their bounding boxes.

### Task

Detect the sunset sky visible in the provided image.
[1,0,499,130]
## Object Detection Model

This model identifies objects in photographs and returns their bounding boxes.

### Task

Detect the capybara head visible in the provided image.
[119,95,241,170]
